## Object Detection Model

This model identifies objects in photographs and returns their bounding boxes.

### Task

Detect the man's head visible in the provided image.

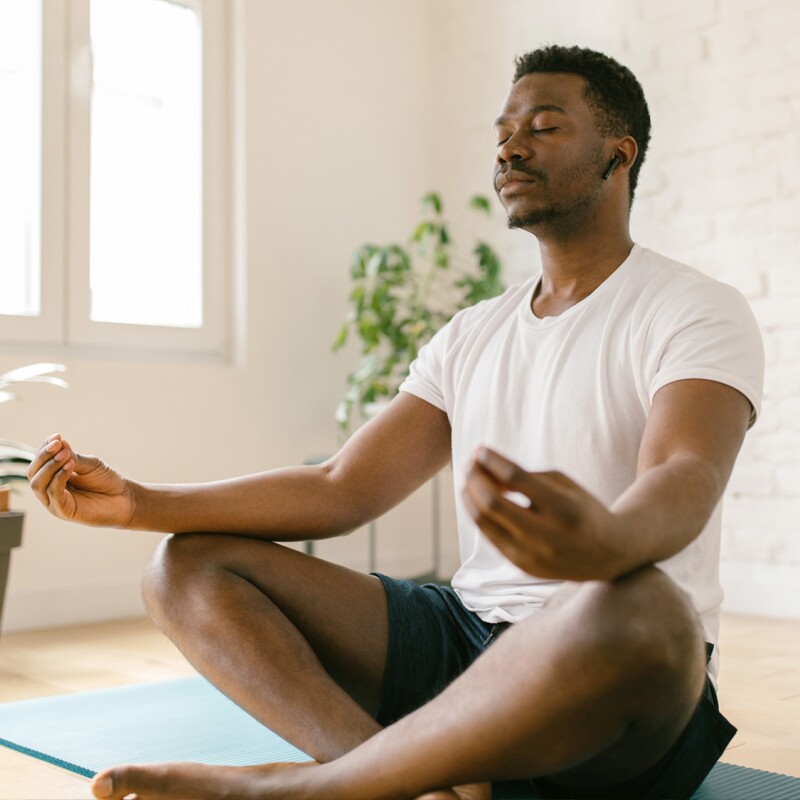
[513,46,650,205]
[494,45,650,232]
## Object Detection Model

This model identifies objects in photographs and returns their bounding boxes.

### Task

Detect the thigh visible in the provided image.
[150,533,390,713]
[523,567,709,793]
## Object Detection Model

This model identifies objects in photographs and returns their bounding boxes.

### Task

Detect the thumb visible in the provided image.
[72,451,102,473]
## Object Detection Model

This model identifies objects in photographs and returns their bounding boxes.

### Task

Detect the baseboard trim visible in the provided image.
[1,583,146,633]
[721,561,800,619]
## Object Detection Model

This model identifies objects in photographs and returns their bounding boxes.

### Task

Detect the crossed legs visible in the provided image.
[90,533,706,799]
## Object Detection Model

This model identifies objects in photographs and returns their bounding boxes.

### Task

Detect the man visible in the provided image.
[29,46,763,800]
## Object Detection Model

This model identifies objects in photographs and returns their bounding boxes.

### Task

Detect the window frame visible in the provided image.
[0,0,234,360]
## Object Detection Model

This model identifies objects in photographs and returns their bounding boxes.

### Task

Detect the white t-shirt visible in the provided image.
[399,244,764,676]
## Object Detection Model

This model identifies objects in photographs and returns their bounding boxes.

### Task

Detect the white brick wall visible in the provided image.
[431,0,800,617]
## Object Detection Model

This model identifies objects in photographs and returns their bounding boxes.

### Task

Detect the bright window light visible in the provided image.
[0,0,42,317]
[89,0,203,328]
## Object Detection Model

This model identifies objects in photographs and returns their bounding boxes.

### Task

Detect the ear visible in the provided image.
[611,135,639,174]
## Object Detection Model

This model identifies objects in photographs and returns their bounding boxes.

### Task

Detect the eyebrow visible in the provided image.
[494,104,568,127]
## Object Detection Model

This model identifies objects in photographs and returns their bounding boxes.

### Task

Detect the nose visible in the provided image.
[496,132,533,165]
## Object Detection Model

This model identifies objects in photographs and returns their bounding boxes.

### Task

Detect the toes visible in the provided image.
[90,761,303,800]
[92,763,195,799]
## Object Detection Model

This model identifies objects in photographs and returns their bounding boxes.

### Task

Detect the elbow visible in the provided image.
[316,458,374,534]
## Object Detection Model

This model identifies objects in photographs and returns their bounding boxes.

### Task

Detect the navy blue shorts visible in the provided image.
[373,574,737,800]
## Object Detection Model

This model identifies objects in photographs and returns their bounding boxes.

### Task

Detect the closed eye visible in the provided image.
[496,128,557,146]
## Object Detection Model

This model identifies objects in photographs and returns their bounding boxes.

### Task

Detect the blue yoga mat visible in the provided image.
[0,677,797,799]
[0,676,311,777]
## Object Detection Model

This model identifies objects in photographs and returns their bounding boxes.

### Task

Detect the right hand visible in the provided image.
[27,434,137,528]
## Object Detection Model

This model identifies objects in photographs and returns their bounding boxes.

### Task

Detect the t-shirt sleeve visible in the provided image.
[398,322,450,413]
[645,280,765,427]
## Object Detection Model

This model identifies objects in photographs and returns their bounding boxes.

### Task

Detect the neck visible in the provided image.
[538,231,633,292]
[528,220,633,318]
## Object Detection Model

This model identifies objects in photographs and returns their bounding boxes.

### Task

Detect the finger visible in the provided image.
[27,437,65,481]
[462,484,532,559]
[463,487,557,577]
[28,446,74,506]
[462,484,511,538]
[464,460,534,533]
[476,448,577,518]
[473,446,519,483]
[44,459,76,515]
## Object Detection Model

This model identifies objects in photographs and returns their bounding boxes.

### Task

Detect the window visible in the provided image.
[90,0,203,328]
[0,0,233,357]
[0,0,42,318]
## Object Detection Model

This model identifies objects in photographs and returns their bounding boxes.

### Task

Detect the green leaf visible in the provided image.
[385,244,411,274]
[469,195,491,214]
[351,354,381,383]
[335,398,351,429]
[411,221,436,243]
[475,241,502,280]
[349,245,370,279]
[332,323,349,351]
[366,249,386,279]
[421,192,442,215]
[335,191,505,435]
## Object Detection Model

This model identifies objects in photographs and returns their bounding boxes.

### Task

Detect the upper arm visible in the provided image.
[323,392,452,527]
[638,378,752,491]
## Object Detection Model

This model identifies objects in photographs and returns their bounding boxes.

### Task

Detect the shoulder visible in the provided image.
[628,246,756,323]
[441,278,536,339]
[630,247,764,425]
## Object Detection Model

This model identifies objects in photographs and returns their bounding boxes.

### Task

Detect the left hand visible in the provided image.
[462,447,628,581]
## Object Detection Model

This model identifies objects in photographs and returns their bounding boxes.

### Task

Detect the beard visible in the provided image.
[506,193,596,230]
[502,146,607,231]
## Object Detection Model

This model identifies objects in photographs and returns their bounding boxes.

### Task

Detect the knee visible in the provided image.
[564,567,705,693]
[141,533,221,622]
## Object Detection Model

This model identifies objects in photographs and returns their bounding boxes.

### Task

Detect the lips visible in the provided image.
[496,170,538,193]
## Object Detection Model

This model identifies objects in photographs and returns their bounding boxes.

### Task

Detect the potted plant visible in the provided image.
[0,363,68,629]
[333,191,505,432]
[329,193,505,582]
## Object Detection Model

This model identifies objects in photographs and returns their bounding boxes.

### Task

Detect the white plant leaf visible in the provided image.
[0,439,37,459]
[13,376,70,390]
[0,362,67,388]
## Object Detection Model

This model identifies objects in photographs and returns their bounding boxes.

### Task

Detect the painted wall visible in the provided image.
[427,0,800,617]
[2,0,798,631]
[1,0,444,631]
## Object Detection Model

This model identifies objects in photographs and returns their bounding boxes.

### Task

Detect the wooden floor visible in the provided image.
[0,612,798,799]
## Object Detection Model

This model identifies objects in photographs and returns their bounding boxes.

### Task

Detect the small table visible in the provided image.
[0,512,23,630]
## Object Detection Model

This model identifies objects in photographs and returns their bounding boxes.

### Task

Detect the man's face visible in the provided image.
[493,72,609,232]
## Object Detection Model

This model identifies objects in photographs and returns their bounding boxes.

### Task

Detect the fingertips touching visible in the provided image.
[475,446,516,483]
[54,447,71,463]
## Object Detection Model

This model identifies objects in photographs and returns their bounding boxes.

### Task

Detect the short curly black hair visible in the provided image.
[513,45,651,206]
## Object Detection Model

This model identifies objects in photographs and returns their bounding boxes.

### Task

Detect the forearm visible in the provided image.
[610,452,724,573]
[128,463,364,539]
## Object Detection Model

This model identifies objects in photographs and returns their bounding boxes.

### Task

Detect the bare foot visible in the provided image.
[90,760,315,800]
[90,760,492,800]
